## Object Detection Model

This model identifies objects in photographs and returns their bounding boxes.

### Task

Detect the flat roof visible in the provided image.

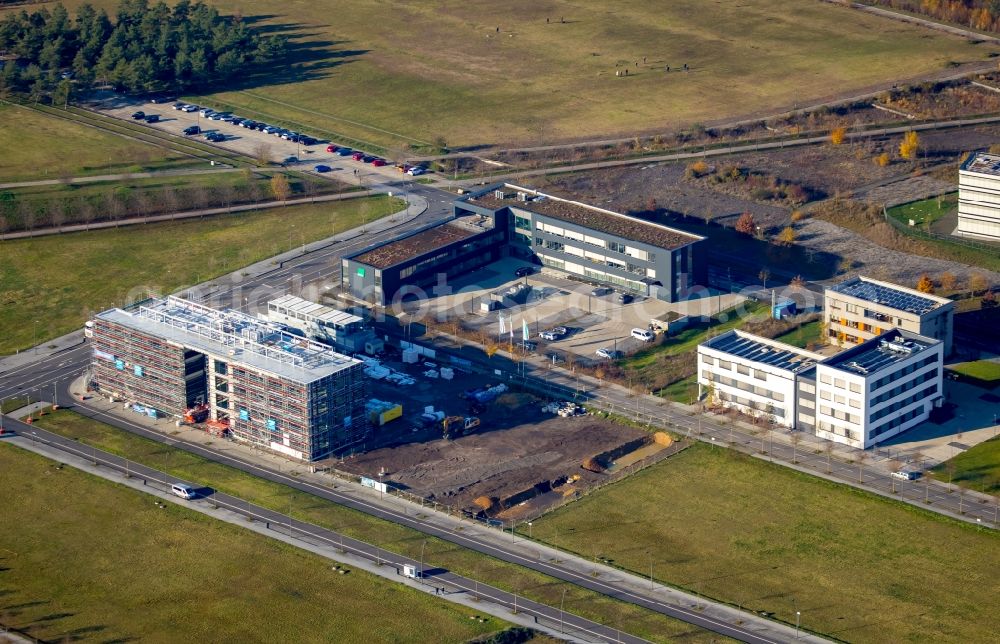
[96,296,360,384]
[822,329,937,377]
[465,184,703,251]
[268,295,362,327]
[828,276,950,316]
[350,215,494,269]
[701,330,822,373]
[961,151,1000,177]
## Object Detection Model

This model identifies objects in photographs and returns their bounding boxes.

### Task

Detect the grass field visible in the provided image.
[773,319,823,348]
[17,1,994,150]
[886,192,957,228]
[948,359,1000,385]
[528,443,1000,643]
[0,196,401,355]
[931,436,1000,495]
[0,102,200,181]
[32,408,727,643]
[0,444,507,643]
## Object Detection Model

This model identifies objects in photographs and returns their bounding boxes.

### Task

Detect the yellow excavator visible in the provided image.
[442,415,480,439]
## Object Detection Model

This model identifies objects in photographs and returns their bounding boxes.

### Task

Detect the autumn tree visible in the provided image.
[270,174,291,202]
[969,272,989,296]
[686,160,709,178]
[735,211,757,236]
[778,226,796,246]
[790,210,805,223]
[830,126,846,146]
[790,275,806,288]
[875,152,890,167]
[916,273,935,294]
[758,268,770,289]
[938,271,957,293]
[899,131,919,160]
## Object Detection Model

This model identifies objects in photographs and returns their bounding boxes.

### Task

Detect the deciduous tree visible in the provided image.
[899,131,919,160]
[969,272,989,295]
[829,126,846,145]
[778,226,796,246]
[735,211,756,236]
[939,271,957,292]
[270,174,291,202]
[916,273,935,293]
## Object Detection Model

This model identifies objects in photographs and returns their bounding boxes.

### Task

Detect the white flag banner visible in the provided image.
[498,313,506,335]
[522,318,530,341]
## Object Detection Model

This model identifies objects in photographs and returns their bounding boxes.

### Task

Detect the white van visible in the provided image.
[170,483,196,500]
[631,328,655,342]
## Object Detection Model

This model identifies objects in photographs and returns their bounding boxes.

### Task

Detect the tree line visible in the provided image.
[0,0,287,98]
[870,0,1000,33]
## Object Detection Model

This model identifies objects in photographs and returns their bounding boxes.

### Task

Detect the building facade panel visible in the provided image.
[957,152,1000,241]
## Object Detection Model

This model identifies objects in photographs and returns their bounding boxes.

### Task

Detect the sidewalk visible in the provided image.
[71,377,828,644]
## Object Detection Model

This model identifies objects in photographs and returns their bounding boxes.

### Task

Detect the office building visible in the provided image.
[797,329,943,449]
[91,296,367,461]
[957,151,1000,241]
[342,183,706,305]
[698,330,824,428]
[825,276,953,355]
[265,295,383,354]
[697,328,943,449]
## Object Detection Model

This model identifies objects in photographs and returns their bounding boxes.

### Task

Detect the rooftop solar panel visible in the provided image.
[704,332,818,373]
[830,279,941,315]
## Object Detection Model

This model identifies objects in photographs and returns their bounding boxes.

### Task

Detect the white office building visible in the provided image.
[957,151,1000,241]
[698,328,944,449]
[798,329,944,449]
[697,330,824,428]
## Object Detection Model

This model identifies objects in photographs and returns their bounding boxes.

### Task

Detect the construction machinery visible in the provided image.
[442,415,480,439]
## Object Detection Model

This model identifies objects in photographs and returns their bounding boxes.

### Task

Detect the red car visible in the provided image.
[326,144,338,153]
[371,158,387,167]
[352,152,364,161]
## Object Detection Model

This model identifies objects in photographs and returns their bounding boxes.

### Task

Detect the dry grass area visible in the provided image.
[11,0,994,149]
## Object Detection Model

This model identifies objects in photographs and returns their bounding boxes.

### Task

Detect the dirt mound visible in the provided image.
[653,432,672,446]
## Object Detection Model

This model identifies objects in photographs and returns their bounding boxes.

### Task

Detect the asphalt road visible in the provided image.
[2,421,645,644]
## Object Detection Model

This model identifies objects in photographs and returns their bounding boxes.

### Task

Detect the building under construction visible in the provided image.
[90,296,367,461]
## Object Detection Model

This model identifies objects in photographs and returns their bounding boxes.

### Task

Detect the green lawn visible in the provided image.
[33,408,726,643]
[660,374,698,404]
[931,436,1000,495]
[0,196,402,355]
[0,395,36,414]
[948,359,1000,386]
[0,102,201,181]
[0,443,506,643]
[773,319,823,349]
[886,193,957,228]
[17,1,993,149]
[528,443,1000,643]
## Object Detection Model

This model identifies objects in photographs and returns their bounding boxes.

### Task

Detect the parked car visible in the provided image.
[618,293,634,304]
[229,117,245,126]
[352,151,364,161]
[239,120,255,128]
[300,136,318,146]
[336,148,354,156]
[407,166,426,176]
[591,286,612,297]
[130,110,145,119]
[198,107,214,117]
[205,132,225,142]
[631,328,655,342]
[540,326,568,341]
[361,155,375,163]
[172,102,186,110]
[209,112,230,121]
[181,104,199,112]
[283,156,299,164]
[149,95,174,104]
[182,125,201,135]
[595,347,624,360]
[263,126,280,134]
[314,164,332,173]
[326,144,339,153]
[891,470,920,481]
[371,158,387,167]
[514,266,533,277]
[521,340,538,351]
[254,122,268,131]
[144,114,159,123]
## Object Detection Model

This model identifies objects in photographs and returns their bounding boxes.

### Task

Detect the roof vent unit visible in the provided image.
[845,361,868,375]
[517,191,528,202]
[494,189,509,200]
[880,338,914,355]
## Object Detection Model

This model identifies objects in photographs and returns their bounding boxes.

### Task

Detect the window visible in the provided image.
[737,364,750,376]
[820,405,833,416]
[608,240,626,254]
[820,390,832,401]
[799,382,815,394]
[834,378,845,389]
[800,398,815,409]
[849,398,861,409]
[754,370,767,381]
[834,394,845,405]
[718,360,732,371]
[820,373,832,385]
[514,215,532,230]
[849,382,862,394]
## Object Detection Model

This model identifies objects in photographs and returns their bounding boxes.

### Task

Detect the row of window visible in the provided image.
[870,407,925,438]
[818,389,863,409]
[717,390,786,417]
[707,357,769,382]
[533,220,656,261]
[871,355,937,390]
[702,370,785,402]
[869,383,937,423]
[536,237,654,277]
[870,369,936,407]
[818,372,863,393]
[819,405,861,425]
[817,421,859,442]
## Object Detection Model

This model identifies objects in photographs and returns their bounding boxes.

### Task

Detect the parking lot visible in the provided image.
[393,256,747,363]
[85,92,431,184]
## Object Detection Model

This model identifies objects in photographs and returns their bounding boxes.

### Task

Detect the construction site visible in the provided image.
[334,350,677,519]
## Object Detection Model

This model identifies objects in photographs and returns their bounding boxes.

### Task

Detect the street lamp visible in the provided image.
[418,539,427,584]
[796,611,801,639]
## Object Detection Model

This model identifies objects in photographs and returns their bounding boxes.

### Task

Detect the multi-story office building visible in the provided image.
[342,184,705,305]
[825,276,953,355]
[957,151,1000,241]
[343,212,506,305]
[91,296,367,461]
[698,330,824,428]
[265,295,382,354]
[797,329,943,449]
[697,328,943,449]
[459,184,706,302]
